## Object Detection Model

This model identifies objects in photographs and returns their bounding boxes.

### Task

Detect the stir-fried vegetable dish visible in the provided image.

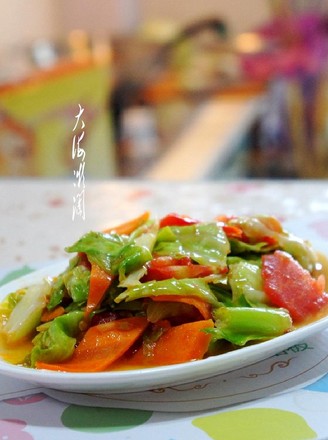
[1,211,327,372]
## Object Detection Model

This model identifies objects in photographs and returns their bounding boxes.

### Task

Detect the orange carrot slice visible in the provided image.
[36,317,149,372]
[222,224,244,239]
[41,306,65,323]
[85,263,113,319]
[116,319,214,369]
[151,295,212,320]
[103,211,150,235]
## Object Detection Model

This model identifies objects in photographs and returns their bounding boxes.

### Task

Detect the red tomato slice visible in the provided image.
[262,250,328,322]
[159,213,199,228]
[149,256,191,267]
[142,256,214,281]
[221,224,244,239]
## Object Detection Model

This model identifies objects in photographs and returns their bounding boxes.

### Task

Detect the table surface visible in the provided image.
[1,178,328,440]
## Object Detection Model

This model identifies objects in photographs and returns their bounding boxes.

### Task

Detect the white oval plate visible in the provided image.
[1,260,328,394]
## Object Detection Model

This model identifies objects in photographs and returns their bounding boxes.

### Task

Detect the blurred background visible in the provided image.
[1,0,328,180]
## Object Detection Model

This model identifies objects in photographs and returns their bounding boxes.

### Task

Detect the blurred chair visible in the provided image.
[0,60,116,177]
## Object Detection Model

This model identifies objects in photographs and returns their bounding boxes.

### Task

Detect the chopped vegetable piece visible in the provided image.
[207,306,292,345]
[103,211,150,235]
[119,319,214,367]
[41,306,65,323]
[31,311,84,365]
[36,317,149,372]
[65,232,152,281]
[262,250,328,322]
[146,300,192,323]
[85,263,112,319]
[114,278,220,306]
[143,256,214,281]
[154,222,230,270]
[228,261,267,306]
[3,281,50,344]
[150,295,212,320]
[63,265,90,303]
[221,224,244,240]
[278,234,318,273]
[159,213,199,228]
